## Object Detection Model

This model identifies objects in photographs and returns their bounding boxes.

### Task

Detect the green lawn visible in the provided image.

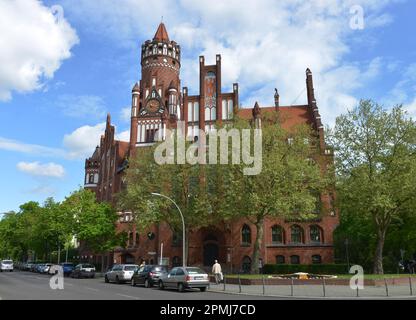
[224,274,416,280]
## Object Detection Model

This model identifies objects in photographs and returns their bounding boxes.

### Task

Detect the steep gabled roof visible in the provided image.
[153,22,170,42]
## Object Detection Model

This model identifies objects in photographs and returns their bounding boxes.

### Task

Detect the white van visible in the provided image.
[0,260,14,272]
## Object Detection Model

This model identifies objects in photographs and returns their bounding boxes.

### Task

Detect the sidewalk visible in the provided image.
[208,282,415,299]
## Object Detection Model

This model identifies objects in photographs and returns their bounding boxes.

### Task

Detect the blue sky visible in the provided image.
[0,0,415,214]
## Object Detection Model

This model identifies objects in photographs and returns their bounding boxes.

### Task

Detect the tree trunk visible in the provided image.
[373,227,387,275]
[251,217,264,274]
[101,254,105,273]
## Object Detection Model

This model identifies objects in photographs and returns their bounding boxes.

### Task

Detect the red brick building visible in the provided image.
[83,23,339,272]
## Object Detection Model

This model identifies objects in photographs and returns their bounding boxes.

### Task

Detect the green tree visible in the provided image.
[329,100,416,274]
[61,189,125,271]
[226,114,329,273]
[118,141,218,264]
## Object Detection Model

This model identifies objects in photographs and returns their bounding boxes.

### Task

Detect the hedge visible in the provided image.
[263,264,349,275]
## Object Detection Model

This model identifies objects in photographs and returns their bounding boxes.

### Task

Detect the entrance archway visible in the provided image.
[203,243,219,267]
[203,234,219,266]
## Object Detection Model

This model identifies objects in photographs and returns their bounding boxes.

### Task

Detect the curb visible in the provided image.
[207,288,416,300]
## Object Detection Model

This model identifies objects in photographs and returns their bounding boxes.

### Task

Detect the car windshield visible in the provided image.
[2,260,13,265]
[124,266,137,271]
[63,263,73,266]
[83,264,94,268]
[186,268,206,274]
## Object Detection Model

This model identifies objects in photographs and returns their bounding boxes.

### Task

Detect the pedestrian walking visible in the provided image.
[212,260,222,284]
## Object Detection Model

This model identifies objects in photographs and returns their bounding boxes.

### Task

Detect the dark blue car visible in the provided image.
[60,263,75,276]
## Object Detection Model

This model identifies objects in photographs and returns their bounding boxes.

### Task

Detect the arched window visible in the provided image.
[271,225,284,244]
[242,256,251,273]
[135,232,140,247]
[172,256,181,268]
[128,232,134,247]
[241,224,251,245]
[310,225,323,244]
[312,255,322,264]
[276,255,285,264]
[172,231,182,246]
[291,225,304,244]
[290,255,300,265]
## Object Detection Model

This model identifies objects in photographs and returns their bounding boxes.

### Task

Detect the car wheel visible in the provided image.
[158,281,164,290]
[131,278,136,286]
[178,283,184,292]
[200,287,207,292]
[144,279,151,288]
[116,276,120,284]
[105,276,109,283]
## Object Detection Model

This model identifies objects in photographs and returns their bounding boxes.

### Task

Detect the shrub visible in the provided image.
[263,264,349,275]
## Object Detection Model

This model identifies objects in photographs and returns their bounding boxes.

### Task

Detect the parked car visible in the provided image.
[158,267,209,292]
[105,264,138,284]
[60,262,75,276]
[131,265,168,288]
[0,260,14,272]
[35,264,45,273]
[71,263,96,278]
[41,263,53,274]
[30,263,39,272]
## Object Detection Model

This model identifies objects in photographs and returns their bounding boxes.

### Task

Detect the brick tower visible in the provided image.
[129,23,181,152]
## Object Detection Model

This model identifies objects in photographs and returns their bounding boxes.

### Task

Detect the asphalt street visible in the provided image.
[0,271,279,300]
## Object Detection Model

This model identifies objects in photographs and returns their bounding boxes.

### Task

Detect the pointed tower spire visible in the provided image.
[253,102,261,118]
[153,22,170,42]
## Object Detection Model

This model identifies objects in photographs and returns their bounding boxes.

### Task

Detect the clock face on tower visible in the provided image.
[146,99,160,113]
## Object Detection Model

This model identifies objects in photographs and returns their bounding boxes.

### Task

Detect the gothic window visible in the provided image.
[312,255,322,264]
[169,94,177,115]
[271,225,284,244]
[172,231,182,246]
[310,225,323,244]
[135,232,140,247]
[242,256,251,273]
[163,45,167,55]
[222,100,234,120]
[88,174,94,184]
[172,256,181,267]
[290,255,300,265]
[291,225,304,244]
[128,232,134,247]
[276,255,285,264]
[204,72,217,121]
[241,224,251,245]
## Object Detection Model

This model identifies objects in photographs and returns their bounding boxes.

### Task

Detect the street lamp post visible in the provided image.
[345,238,350,271]
[151,193,186,267]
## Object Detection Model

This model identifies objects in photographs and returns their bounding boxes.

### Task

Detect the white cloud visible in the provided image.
[17,161,65,178]
[0,137,65,158]
[63,123,106,159]
[116,129,130,142]
[59,0,401,126]
[119,106,131,123]
[56,95,107,118]
[0,0,79,101]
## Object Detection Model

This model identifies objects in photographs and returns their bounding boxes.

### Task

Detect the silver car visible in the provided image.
[0,260,13,272]
[158,267,209,292]
[105,264,138,284]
